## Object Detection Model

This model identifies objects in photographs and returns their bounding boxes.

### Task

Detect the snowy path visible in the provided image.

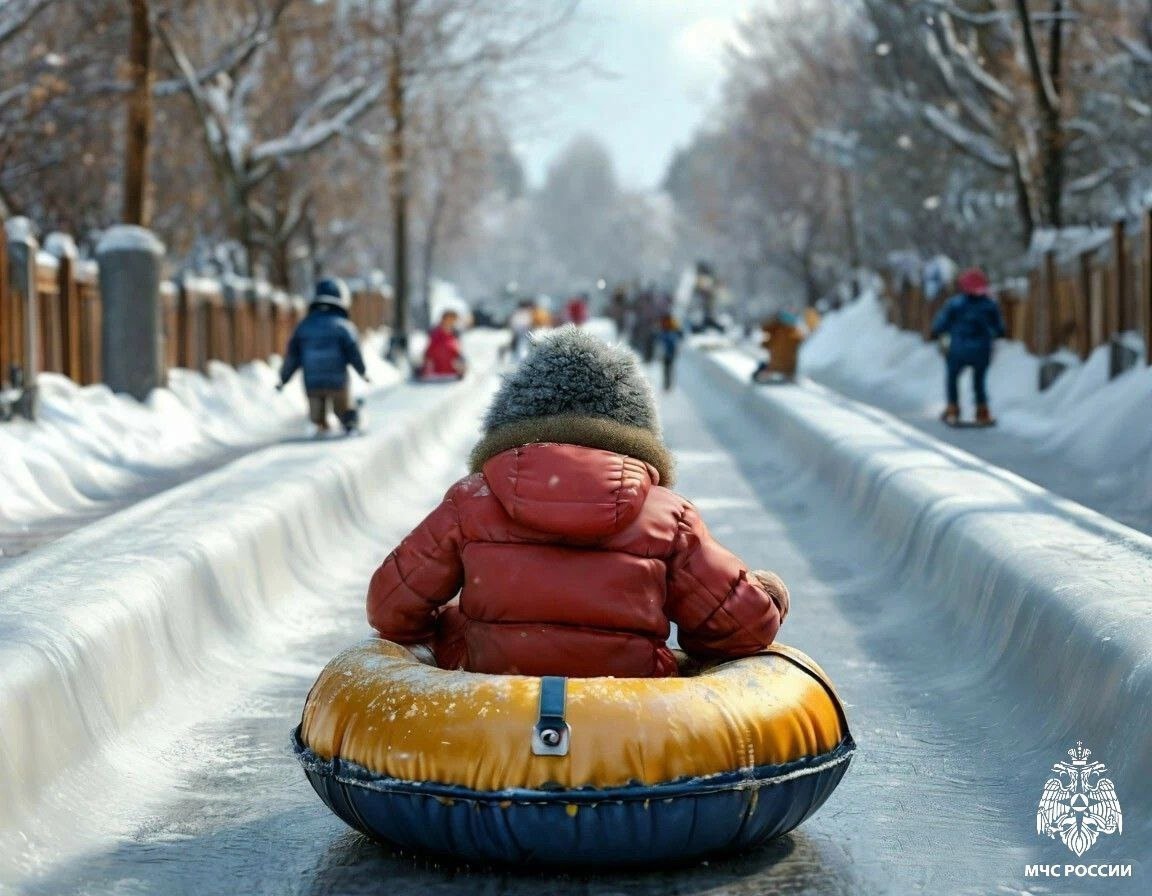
[4,346,1147,895]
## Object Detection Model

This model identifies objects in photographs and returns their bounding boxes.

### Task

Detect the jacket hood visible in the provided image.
[470,412,674,485]
[481,443,658,539]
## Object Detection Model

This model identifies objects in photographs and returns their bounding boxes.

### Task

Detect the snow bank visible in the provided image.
[0,333,400,555]
[0,357,493,857]
[801,293,1152,502]
[690,347,1152,788]
[800,291,1044,415]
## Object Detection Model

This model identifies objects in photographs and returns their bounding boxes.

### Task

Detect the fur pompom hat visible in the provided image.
[470,326,673,483]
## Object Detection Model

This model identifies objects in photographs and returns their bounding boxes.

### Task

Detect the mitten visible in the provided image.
[750,569,790,622]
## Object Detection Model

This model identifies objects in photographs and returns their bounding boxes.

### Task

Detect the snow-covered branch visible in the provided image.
[922,104,1012,169]
[252,79,386,164]
[1117,36,1152,65]
[918,1,1009,28]
[937,13,1014,104]
[0,0,58,46]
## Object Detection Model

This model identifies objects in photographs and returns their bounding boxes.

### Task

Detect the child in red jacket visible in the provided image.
[420,311,466,379]
[367,327,789,677]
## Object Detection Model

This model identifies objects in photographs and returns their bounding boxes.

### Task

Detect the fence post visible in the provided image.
[0,215,9,392]
[97,226,166,400]
[1035,250,1065,390]
[254,280,272,359]
[6,217,39,418]
[45,232,82,382]
[76,260,102,385]
[1077,251,1092,358]
[1041,250,1057,355]
[1110,219,1138,377]
[1145,209,1152,366]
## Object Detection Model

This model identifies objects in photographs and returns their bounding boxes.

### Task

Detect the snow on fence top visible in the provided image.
[882,204,1152,365]
[0,215,393,409]
[94,224,165,256]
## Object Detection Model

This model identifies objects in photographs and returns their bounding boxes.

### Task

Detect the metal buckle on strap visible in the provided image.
[531,676,571,756]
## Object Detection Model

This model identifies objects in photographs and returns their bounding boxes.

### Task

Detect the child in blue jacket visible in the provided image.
[279,278,369,433]
[931,268,1007,427]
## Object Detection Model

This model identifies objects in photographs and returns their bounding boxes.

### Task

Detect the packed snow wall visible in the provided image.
[686,347,1152,788]
[0,371,492,841]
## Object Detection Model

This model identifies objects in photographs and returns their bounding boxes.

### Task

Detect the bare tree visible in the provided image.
[156,1,385,273]
[122,0,153,225]
[363,0,577,356]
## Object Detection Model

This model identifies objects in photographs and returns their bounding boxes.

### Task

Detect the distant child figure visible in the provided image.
[753,311,805,382]
[657,314,684,391]
[421,310,466,380]
[278,278,368,433]
[530,302,553,330]
[931,268,1007,427]
[566,294,590,326]
[507,301,534,360]
[366,327,789,678]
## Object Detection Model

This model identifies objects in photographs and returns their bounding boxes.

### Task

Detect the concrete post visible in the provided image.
[97,225,166,400]
[6,217,39,418]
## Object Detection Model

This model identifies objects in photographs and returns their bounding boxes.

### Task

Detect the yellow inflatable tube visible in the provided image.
[295,639,854,865]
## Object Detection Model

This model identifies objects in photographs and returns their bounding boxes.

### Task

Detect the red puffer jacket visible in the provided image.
[422,326,463,376]
[366,442,783,678]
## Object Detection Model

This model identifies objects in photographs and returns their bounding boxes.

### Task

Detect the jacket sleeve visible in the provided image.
[366,490,465,643]
[665,503,782,660]
[279,328,301,384]
[930,299,954,339]
[341,323,367,377]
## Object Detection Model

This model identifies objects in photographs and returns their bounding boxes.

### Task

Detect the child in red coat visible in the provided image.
[368,327,789,677]
[420,311,466,379]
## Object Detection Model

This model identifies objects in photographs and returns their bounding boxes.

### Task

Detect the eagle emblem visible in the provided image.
[1036,742,1122,856]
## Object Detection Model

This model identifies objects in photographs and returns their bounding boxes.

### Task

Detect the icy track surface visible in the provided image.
[0,332,401,559]
[2,336,1149,895]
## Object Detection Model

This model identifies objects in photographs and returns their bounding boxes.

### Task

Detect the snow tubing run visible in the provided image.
[293,639,855,866]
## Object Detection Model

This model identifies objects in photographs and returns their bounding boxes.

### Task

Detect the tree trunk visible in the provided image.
[122,0,154,226]
[1014,0,1065,229]
[419,187,448,329]
[837,166,861,269]
[387,0,410,359]
[1043,0,1066,229]
[230,180,256,277]
[269,239,291,289]
[1010,146,1038,246]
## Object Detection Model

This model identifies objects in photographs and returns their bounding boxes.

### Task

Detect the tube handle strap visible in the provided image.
[531,676,570,757]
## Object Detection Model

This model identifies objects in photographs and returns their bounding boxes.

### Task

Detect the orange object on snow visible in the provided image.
[761,316,805,377]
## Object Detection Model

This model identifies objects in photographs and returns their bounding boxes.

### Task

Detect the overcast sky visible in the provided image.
[516,0,755,192]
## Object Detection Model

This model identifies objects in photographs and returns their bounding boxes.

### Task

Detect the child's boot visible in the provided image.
[941,403,960,426]
[975,404,996,427]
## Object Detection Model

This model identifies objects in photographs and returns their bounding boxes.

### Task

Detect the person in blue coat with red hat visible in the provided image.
[931,267,1007,427]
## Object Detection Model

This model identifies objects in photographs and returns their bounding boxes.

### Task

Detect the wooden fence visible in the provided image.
[2,216,393,405]
[883,208,1152,374]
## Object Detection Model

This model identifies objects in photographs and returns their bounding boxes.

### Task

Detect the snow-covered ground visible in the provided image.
[0,333,402,558]
[1,323,1148,893]
[799,292,1152,533]
[0,331,504,884]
